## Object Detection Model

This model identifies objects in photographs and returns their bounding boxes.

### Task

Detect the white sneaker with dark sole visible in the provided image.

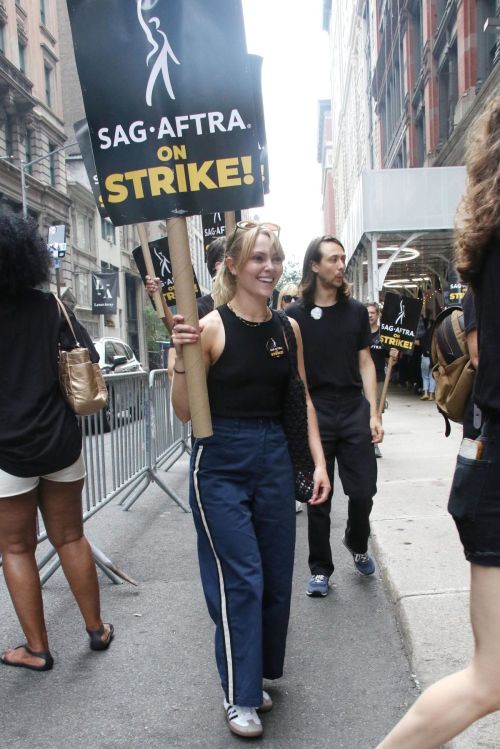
[224,700,263,738]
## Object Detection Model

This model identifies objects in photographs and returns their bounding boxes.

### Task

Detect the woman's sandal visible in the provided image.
[86,623,114,651]
[0,645,54,672]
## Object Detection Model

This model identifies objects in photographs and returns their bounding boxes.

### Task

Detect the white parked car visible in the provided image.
[93,337,144,375]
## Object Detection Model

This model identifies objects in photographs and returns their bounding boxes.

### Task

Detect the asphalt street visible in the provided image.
[0,442,418,749]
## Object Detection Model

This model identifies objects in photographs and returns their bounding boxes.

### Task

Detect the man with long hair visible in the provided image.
[287,235,383,597]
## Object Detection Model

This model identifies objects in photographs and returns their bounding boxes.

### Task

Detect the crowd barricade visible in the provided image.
[32,370,190,585]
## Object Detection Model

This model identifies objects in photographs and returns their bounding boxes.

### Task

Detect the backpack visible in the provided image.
[431,306,475,436]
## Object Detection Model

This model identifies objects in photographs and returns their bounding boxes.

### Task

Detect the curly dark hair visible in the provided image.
[0,209,51,294]
[455,97,500,288]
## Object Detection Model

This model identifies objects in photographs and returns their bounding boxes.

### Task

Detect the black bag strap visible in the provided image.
[277,310,298,372]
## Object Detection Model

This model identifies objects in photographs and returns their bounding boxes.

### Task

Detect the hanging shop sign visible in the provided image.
[92,271,119,314]
[380,292,423,353]
[133,237,201,307]
[66,0,264,226]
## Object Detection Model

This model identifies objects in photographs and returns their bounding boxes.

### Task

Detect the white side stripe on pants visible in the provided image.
[193,444,235,704]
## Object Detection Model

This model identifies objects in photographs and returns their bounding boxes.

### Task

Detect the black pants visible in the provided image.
[308,394,377,576]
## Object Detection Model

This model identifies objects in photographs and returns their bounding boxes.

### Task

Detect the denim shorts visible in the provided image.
[448,418,500,566]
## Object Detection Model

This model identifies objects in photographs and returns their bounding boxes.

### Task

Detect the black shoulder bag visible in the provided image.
[278,311,315,502]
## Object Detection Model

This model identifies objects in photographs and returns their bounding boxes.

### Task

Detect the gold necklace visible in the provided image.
[227,303,272,327]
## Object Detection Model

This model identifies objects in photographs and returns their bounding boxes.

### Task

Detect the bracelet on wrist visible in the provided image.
[174,366,186,374]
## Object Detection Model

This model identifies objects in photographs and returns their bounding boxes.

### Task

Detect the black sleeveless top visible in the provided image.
[207,304,291,418]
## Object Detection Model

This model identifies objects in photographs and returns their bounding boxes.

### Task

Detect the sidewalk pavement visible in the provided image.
[373,387,500,748]
[2,391,499,748]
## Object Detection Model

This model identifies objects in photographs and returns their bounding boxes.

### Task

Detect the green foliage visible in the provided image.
[144,304,169,350]
[277,259,302,290]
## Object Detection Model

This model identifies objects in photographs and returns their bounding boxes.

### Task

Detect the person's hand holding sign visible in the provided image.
[145,275,161,296]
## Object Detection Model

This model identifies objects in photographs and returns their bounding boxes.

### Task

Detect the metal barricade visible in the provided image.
[34,370,190,584]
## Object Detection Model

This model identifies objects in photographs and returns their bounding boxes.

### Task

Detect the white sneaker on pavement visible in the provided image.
[223,700,263,738]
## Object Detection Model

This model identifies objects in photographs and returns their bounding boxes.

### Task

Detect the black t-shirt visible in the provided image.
[0,290,84,477]
[286,298,371,398]
[370,329,386,382]
[474,245,500,418]
[197,293,214,319]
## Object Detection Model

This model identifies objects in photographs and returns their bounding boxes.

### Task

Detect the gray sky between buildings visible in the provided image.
[242,0,331,264]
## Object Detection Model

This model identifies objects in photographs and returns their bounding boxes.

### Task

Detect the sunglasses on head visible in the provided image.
[235,220,281,238]
[283,295,298,303]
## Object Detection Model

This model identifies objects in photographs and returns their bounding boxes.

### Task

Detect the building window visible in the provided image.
[0,25,5,54]
[5,116,13,158]
[412,2,423,79]
[78,272,90,307]
[44,64,52,107]
[438,41,458,144]
[24,129,32,172]
[48,142,56,186]
[415,110,426,166]
[18,41,26,74]
[477,0,498,86]
[40,0,47,25]
[101,217,115,243]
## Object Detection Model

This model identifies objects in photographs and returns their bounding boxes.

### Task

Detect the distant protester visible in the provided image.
[377,96,500,749]
[0,210,113,673]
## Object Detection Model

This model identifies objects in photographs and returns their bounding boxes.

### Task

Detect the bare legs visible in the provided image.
[376,564,500,749]
[0,478,109,668]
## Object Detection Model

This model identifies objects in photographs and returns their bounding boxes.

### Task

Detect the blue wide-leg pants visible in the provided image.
[189,416,296,707]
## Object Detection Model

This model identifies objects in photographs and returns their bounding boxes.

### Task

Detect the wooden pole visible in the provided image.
[378,356,395,417]
[136,224,168,318]
[224,211,236,237]
[167,216,213,438]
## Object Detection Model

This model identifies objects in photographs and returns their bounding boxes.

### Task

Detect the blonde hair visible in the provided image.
[212,225,284,307]
[455,96,500,288]
[277,283,299,309]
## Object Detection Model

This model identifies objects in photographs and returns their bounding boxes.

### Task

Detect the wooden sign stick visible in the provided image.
[378,356,395,417]
[167,216,213,438]
[136,224,175,333]
[224,211,236,237]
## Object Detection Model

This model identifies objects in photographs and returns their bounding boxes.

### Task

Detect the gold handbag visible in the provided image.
[55,296,108,416]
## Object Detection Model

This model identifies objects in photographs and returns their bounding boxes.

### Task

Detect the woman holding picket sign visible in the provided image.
[377,97,500,749]
[170,221,329,738]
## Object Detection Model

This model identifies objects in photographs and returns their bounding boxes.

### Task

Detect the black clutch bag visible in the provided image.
[278,311,315,502]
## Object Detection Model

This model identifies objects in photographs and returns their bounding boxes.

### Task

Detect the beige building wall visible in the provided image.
[0,0,69,242]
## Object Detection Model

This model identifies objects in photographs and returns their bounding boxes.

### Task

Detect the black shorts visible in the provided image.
[448,418,500,566]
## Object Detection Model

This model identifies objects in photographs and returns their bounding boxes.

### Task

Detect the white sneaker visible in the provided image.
[295,501,303,513]
[224,700,263,737]
[258,690,273,713]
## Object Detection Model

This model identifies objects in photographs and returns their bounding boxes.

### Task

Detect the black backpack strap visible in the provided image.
[277,310,298,372]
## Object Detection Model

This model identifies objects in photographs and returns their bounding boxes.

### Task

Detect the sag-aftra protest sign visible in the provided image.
[132,237,201,308]
[66,0,264,226]
[380,292,423,353]
[74,119,108,218]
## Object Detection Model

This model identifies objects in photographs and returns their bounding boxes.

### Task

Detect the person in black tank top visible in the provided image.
[171,222,329,738]
[377,97,500,749]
